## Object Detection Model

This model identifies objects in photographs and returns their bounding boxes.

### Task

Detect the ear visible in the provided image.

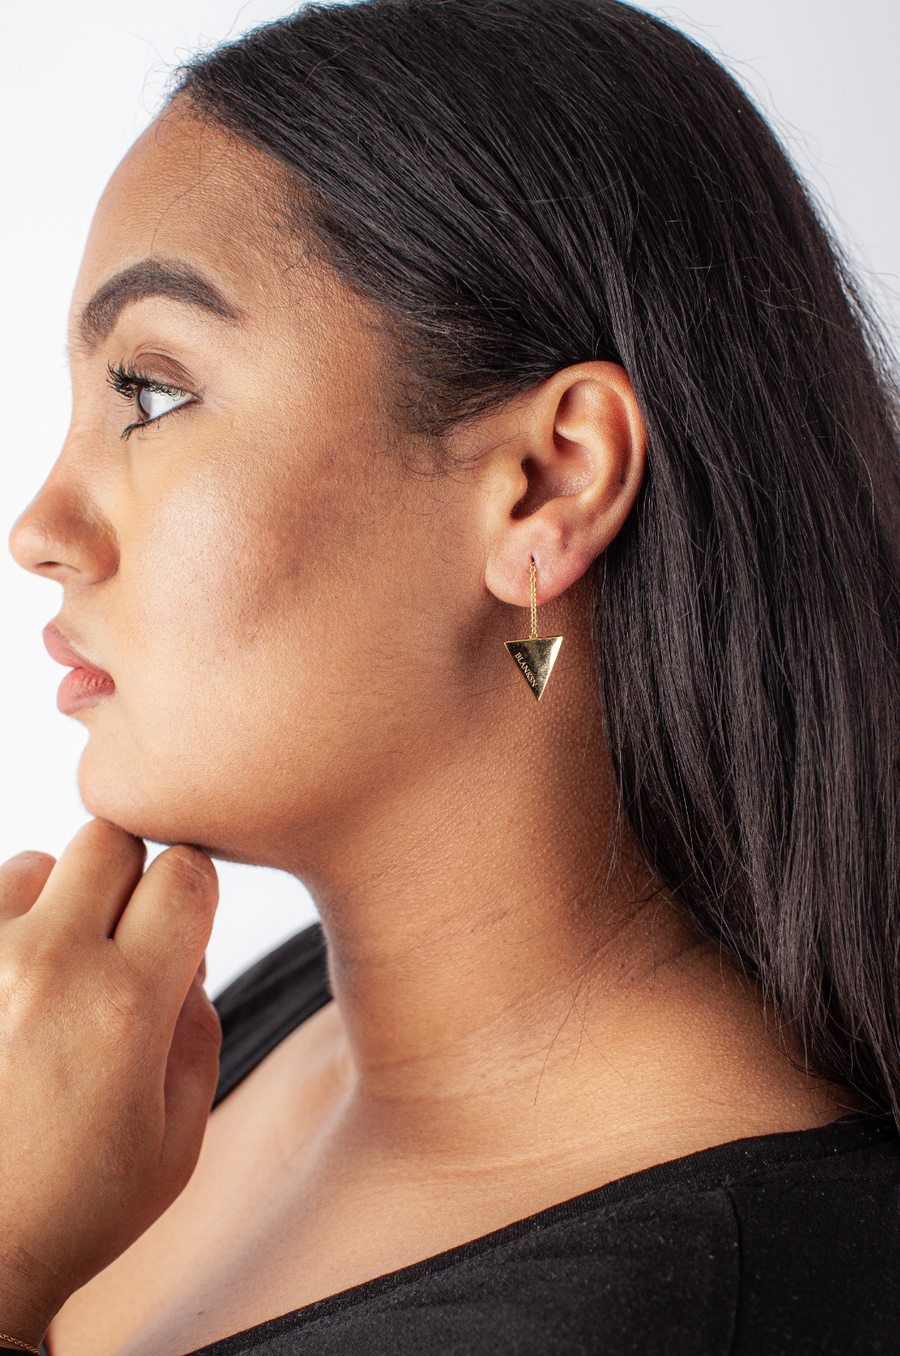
[478,363,645,608]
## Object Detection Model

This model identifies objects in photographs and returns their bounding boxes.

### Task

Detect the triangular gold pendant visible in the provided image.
[504,636,563,702]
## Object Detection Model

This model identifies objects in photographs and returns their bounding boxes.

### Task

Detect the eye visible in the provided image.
[107,361,198,440]
[136,384,193,423]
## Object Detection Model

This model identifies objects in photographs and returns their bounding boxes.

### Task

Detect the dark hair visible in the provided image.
[177,0,900,1116]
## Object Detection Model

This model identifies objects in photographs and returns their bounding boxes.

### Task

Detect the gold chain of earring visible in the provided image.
[503,556,564,703]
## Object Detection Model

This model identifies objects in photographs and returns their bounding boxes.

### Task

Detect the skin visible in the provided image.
[6,108,853,1355]
[0,826,219,1350]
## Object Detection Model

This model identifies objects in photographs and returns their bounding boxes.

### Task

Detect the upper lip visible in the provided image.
[43,623,111,678]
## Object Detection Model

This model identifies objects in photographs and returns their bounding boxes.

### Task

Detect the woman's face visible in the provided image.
[10,111,499,873]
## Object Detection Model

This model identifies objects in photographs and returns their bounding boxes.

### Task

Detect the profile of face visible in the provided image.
[10,103,644,888]
[10,110,511,876]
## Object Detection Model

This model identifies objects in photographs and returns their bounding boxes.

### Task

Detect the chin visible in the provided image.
[73,716,317,874]
[77,743,202,850]
[76,756,275,869]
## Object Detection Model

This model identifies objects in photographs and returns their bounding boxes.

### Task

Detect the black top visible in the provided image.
[182,925,900,1355]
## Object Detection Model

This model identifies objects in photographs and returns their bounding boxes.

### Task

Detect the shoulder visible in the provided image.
[519,1114,900,1355]
[208,1116,899,1356]
[714,1115,900,1353]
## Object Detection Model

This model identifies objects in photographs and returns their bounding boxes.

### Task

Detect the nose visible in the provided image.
[9,460,118,586]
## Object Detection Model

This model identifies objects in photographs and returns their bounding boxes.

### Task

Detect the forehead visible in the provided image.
[70,109,293,338]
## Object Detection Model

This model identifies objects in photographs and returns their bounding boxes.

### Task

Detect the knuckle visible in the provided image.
[156,847,217,901]
[1,850,56,870]
[0,850,56,891]
[0,949,73,1035]
[97,979,151,1029]
[0,923,72,983]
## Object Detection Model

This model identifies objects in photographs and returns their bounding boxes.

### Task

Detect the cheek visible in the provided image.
[76,428,479,854]
[85,444,384,816]
[127,461,352,707]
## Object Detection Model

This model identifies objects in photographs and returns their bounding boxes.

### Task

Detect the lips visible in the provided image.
[43,623,115,715]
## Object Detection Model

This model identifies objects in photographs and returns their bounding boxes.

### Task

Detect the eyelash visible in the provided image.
[107,360,197,441]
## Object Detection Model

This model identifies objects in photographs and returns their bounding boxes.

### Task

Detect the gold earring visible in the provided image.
[504,559,563,702]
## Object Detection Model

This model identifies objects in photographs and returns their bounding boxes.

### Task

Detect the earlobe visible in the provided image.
[481,362,645,609]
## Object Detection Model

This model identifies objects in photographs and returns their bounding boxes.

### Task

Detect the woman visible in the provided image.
[2,0,899,1351]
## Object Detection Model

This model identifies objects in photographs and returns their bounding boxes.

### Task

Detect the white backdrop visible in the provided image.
[1,0,897,995]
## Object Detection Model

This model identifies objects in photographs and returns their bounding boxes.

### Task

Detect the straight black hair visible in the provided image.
[177,0,900,1116]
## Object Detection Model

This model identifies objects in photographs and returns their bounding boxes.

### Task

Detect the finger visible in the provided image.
[0,852,56,920]
[114,845,218,1023]
[34,820,146,937]
[162,972,222,1189]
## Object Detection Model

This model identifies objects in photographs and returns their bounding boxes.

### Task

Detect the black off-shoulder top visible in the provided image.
[170,924,900,1355]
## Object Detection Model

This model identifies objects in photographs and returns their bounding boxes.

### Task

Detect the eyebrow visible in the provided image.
[77,259,244,350]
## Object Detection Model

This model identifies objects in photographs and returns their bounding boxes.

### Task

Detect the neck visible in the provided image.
[282,606,844,1164]
[306,611,644,1076]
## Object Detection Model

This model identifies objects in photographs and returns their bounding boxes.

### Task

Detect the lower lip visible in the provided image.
[57,667,116,715]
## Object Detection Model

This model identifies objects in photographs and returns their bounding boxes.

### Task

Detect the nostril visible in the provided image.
[11,524,74,578]
[10,487,119,583]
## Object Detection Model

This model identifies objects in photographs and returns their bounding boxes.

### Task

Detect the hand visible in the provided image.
[0,820,220,1349]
